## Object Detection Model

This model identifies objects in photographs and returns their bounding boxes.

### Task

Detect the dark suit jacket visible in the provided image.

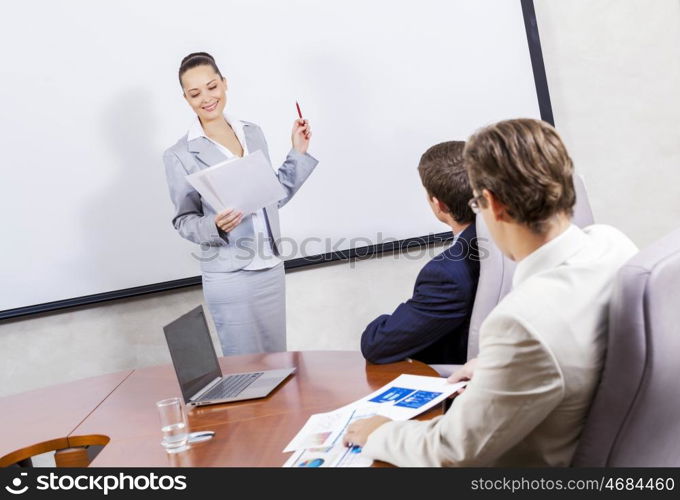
[361,223,479,365]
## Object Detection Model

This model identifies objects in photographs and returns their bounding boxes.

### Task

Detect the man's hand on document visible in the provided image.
[447,357,478,396]
[215,208,243,233]
[343,415,392,448]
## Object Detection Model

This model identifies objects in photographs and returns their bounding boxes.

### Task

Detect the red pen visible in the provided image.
[296,101,303,120]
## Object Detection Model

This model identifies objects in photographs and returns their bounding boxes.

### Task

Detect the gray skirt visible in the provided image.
[202,263,286,356]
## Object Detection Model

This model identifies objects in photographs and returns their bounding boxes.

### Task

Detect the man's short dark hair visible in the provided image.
[417,141,475,224]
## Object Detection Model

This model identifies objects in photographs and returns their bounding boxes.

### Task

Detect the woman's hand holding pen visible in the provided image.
[291,118,312,154]
[215,208,243,233]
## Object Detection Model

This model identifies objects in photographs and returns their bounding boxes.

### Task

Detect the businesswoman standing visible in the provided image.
[163,52,317,355]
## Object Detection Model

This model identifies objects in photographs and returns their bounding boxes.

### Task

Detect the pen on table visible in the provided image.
[188,430,215,443]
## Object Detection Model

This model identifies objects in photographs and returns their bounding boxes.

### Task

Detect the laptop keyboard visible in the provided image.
[201,372,264,401]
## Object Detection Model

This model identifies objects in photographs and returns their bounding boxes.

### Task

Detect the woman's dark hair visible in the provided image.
[178,52,223,88]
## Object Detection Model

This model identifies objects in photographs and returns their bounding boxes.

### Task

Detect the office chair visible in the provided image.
[572,227,680,466]
[430,174,594,377]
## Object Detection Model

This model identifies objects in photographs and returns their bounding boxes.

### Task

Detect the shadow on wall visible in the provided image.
[65,89,169,365]
[70,88,170,295]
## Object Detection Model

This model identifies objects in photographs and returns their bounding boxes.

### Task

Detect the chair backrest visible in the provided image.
[572,228,680,466]
[466,174,594,358]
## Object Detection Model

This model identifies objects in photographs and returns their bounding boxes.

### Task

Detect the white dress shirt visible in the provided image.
[187,114,281,270]
[362,224,638,467]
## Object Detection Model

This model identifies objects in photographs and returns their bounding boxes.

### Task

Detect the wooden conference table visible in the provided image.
[1,351,443,467]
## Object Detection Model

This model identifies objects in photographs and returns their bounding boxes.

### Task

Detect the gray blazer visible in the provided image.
[163,121,318,272]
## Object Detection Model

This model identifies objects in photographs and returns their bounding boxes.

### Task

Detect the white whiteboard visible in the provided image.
[0,0,541,314]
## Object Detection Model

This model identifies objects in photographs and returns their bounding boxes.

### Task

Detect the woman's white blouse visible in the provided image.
[186,114,282,270]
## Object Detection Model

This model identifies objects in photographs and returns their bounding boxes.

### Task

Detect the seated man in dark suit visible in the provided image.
[361,141,479,365]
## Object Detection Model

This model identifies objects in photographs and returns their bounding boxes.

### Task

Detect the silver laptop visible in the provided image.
[163,305,295,406]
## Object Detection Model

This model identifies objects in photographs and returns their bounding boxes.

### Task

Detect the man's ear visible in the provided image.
[436,199,450,214]
[484,189,508,222]
[431,196,450,214]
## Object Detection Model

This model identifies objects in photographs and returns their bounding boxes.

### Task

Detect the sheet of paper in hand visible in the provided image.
[186,150,286,214]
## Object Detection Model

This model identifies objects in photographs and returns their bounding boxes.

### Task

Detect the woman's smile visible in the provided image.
[202,100,219,112]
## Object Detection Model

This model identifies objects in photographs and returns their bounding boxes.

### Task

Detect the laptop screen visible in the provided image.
[163,306,222,403]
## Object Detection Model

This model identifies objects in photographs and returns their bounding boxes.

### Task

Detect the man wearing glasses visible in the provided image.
[345,119,638,467]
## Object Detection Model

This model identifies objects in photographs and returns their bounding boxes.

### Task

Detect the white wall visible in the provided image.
[2,0,680,397]
[535,0,680,246]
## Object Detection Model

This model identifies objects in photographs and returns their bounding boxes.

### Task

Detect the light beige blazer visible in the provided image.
[363,224,638,467]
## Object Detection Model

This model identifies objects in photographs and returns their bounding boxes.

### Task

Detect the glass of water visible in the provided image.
[156,397,189,453]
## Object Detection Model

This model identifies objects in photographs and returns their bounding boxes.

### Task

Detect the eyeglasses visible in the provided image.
[468,193,484,214]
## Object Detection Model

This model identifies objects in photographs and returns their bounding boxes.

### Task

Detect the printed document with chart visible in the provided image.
[186,150,286,214]
[283,374,466,467]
